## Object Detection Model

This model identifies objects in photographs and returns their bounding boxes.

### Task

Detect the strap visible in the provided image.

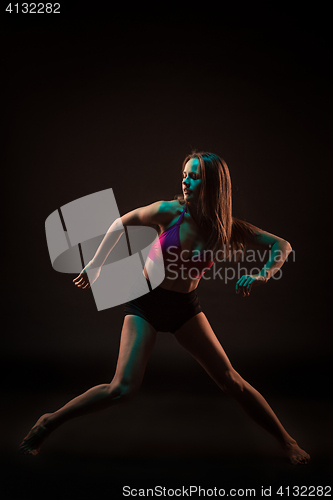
[176,204,187,225]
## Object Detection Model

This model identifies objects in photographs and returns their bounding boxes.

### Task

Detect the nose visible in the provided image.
[183,174,190,186]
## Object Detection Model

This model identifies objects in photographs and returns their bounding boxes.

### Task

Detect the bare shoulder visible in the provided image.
[121,199,183,228]
[159,199,185,216]
[145,199,183,223]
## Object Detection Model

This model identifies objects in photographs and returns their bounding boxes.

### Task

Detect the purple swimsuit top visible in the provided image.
[148,204,214,279]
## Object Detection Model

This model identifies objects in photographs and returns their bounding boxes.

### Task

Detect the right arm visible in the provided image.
[120,200,172,229]
[92,200,171,268]
[73,201,172,288]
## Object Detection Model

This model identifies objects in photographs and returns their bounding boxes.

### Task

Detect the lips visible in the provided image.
[184,189,191,195]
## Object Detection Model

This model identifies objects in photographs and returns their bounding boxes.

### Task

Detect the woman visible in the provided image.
[20,152,310,465]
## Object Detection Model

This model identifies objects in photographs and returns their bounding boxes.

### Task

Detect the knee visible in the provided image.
[107,379,140,403]
[220,369,245,396]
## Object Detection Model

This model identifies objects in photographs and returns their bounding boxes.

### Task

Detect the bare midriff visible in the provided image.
[143,260,201,293]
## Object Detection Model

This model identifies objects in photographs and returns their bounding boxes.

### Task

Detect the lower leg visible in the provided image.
[19,381,125,455]
[45,381,124,430]
[173,314,310,464]
[20,316,157,456]
[231,377,293,445]
[224,372,310,464]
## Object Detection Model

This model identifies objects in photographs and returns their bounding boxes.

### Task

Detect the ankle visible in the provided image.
[41,413,57,431]
[281,437,297,449]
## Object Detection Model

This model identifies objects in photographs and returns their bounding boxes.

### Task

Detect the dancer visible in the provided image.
[20,152,310,465]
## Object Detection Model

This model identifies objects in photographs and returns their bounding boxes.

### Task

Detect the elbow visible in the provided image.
[108,217,124,234]
[282,240,292,255]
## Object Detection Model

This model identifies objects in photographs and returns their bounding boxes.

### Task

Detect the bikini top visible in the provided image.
[148,204,215,279]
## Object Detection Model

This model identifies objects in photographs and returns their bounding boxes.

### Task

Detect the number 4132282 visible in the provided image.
[6,3,60,13]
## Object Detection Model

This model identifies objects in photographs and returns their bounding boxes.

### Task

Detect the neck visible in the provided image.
[185,200,210,242]
[186,200,200,226]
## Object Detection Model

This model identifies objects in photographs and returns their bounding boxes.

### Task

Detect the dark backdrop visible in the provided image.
[2,4,331,498]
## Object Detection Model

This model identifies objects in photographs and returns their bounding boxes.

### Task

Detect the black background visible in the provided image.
[2,2,332,498]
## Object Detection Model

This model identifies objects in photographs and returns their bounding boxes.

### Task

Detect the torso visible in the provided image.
[144,200,214,293]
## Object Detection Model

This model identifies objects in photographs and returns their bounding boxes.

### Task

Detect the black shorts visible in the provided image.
[123,275,202,333]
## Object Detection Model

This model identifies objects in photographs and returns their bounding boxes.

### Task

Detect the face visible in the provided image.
[182,158,202,202]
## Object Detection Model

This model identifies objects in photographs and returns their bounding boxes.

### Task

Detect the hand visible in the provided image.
[235,274,267,297]
[73,260,101,290]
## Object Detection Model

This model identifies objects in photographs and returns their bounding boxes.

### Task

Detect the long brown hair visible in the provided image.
[178,151,260,259]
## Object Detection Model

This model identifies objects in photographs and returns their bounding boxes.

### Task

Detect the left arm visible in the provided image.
[235,228,293,297]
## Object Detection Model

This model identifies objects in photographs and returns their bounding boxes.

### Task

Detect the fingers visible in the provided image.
[74,277,85,287]
[73,268,87,284]
[247,279,254,295]
[236,275,254,297]
[73,274,85,284]
[77,279,89,288]
[73,275,90,289]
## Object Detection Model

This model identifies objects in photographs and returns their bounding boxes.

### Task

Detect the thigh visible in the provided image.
[174,312,233,385]
[112,315,157,389]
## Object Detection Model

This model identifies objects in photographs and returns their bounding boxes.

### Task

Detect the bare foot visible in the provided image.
[283,440,310,465]
[19,413,53,456]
